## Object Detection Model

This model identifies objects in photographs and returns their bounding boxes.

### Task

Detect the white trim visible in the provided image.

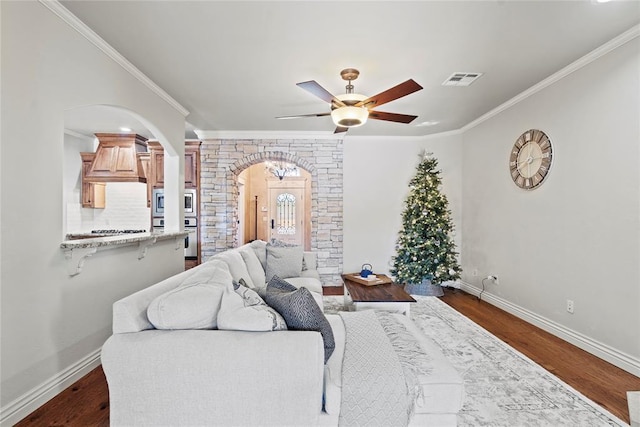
[0,348,102,426]
[195,130,344,140]
[345,129,463,143]
[38,0,189,117]
[461,24,640,133]
[194,25,639,142]
[460,281,640,377]
[63,128,95,141]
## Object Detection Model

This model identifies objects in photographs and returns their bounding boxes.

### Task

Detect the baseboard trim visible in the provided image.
[460,282,640,377]
[0,348,102,426]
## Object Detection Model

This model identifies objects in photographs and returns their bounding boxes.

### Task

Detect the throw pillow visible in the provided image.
[213,250,256,289]
[267,239,309,271]
[265,244,304,282]
[239,246,267,286]
[266,274,297,292]
[147,283,224,330]
[217,282,287,331]
[180,259,231,286]
[265,276,335,363]
[249,240,267,270]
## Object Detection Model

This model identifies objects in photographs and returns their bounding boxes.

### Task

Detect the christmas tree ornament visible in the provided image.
[390,153,462,296]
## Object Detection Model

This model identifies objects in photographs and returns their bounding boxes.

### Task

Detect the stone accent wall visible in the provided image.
[199,138,343,285]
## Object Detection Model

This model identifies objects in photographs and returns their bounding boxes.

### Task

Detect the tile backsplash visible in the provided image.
[66,183,150,233]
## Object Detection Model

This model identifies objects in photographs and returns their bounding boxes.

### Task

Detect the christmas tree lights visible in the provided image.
[390,152,461,286]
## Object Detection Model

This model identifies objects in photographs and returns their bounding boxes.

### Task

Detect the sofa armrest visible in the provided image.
[303,251,317,271]
[102,329,325,426]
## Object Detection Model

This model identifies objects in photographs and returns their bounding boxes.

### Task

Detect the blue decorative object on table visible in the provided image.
[360,264,373,278]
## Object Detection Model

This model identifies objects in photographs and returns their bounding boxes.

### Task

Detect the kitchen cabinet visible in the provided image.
[148,140,200,189]
[148,140,202,269]
[138,152,151,207]
[80,153,106,208]
[84,133,148,183]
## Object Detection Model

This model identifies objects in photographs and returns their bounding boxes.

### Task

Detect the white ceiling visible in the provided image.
[60,1,640,138]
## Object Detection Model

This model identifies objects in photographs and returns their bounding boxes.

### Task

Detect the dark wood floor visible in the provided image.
[16,287,639,426]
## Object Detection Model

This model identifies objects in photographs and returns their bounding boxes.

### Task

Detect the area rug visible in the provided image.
[323,295,628,427]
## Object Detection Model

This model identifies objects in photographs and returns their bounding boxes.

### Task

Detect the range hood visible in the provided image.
[83,133,149,183]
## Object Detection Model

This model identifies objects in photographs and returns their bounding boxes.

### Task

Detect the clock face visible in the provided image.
[509,129,553,190]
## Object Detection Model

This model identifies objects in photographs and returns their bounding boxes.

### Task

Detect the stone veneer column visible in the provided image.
[199,138,343,286]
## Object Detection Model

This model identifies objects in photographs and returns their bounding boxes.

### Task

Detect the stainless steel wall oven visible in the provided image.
[152,188,197,218]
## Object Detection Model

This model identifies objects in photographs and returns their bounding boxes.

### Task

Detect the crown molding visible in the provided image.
[461,24,640,133]
[195,130,344,140]
[38,0,189,117]
[344,129,463,143]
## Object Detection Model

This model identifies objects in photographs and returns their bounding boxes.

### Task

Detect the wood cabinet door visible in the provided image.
[80,153,105,209]
[184,151,198,188]
[152,150,164,187]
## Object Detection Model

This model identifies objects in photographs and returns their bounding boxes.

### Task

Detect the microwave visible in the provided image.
[153,188,197,217]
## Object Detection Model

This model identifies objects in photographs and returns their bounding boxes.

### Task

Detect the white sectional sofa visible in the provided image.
[101,240,464,426]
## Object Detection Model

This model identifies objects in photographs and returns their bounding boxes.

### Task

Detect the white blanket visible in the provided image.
[337,310,433,427]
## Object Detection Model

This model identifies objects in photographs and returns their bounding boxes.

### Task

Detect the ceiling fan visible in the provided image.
[277,68,423,133]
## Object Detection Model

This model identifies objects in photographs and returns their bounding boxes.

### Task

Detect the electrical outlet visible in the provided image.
[566,299,574,314]
[486,275,498,284]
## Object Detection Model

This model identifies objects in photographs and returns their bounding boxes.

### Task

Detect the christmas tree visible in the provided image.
[390,152,461,286]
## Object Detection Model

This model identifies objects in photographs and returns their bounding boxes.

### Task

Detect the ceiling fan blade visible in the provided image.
[297,81,346,107]
[368,111,418,124]
[276,112,331,120]
[355,79,423,109]
[334,126,349,134]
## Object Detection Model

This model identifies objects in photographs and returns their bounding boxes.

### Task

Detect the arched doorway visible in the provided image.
[238,161,312,250]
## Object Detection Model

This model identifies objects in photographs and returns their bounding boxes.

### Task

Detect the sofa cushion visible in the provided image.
[217,281,287,331]
[113,259,233,334]
[249,240,267,270]
[265,276,335,363]
[147,282,225,330]
[182,259,231,286]
[213,250,256,289]
[324,314,346,415]
[239,246,266,287]
[265,244,304,282]
[284,277,323,295]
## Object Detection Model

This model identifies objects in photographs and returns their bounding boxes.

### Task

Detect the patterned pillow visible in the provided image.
[217,281,287,331]
[265,276,335,363]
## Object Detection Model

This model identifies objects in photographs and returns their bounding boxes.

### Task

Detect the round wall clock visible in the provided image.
[509,129,553,190]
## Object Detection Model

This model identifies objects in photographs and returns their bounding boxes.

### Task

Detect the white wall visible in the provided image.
[0,2,187,422]
[343,133,463,277]
[460,37,640,371]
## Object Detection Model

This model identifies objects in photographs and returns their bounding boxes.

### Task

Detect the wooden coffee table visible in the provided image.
[341,273,416,316]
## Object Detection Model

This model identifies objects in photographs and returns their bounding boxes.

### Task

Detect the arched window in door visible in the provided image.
[276,192,296,235]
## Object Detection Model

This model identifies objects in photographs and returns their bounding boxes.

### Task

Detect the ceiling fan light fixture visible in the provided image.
[331,106,369,128]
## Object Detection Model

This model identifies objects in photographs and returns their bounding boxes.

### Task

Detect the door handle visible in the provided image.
[185,236,189,248]
[271,219,275,229]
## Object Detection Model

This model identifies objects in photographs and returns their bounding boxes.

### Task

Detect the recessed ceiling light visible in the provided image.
[416,120,439,127]
[119,127,132,132]
[595,0,612,3]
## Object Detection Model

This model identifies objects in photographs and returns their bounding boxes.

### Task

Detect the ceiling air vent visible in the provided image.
[442,72,483,87]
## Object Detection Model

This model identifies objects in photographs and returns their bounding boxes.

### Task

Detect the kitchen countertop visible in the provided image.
[60,231,191,276]
[60,231,189,249]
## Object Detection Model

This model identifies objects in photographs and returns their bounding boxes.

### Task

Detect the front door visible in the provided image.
[268,179,305,246]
